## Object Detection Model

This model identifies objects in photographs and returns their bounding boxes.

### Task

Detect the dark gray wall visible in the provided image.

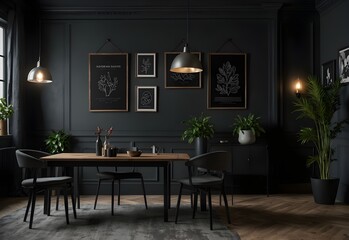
[20,2,328,196]
[318,0,349,203]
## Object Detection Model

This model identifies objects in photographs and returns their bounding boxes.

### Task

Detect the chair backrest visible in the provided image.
[186,151,230,172]
[16,149,50,169]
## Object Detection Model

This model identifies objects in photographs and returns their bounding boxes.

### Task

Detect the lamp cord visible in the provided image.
[38,19,42,64]
[186,0,189,46]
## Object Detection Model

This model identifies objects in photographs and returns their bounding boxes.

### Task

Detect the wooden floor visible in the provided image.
[0,194,348,240]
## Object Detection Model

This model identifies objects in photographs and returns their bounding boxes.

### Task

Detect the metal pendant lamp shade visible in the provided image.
[27,60,53,83]
[170,45,203,73]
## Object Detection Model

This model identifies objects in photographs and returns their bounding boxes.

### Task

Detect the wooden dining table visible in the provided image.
[41,152,190,222]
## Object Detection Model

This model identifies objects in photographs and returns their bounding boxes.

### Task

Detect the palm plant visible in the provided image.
[293,76,346,179]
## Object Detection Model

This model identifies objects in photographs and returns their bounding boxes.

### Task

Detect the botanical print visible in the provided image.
[89,53,128,112]
[339,47,349,84]
[140,90,153,106]
[136,53,156,77]
[171,73,195,82]
[98,72,118,97]
[136,86,157,112]
[208,53,247,109]
[215,61,240,96]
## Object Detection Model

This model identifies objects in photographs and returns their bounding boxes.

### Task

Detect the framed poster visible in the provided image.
[339,46,349,84]
[89,53,128,112]
[136,53,156,77]
[164,52,202,88]
[208,53,247,109]
[321,60,336,86]
[136,86,157,112]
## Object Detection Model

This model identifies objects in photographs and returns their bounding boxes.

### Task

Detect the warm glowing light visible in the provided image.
[37,72,43,81]
[295,81,301,93]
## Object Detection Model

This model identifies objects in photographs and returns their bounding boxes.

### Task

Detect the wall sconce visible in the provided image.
[295,79,302,98]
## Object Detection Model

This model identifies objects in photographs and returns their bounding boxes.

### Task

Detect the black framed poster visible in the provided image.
[164,52,202,88]
[321,60,336,86]
[89,53,128,112]
[136,86,157,112]
[339,46,349,84]
[136,53,156,77]
[208,53,247,109]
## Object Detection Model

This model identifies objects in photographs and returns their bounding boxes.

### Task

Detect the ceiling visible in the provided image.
[34,0,315,9]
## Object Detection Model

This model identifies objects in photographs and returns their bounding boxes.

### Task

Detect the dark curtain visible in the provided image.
[7,1,25,148]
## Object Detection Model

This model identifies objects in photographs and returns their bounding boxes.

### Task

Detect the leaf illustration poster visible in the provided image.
[208,53,247,109]
[89,53,128,111]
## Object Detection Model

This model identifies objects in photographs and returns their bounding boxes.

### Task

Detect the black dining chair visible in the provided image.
[94,166,148,215]
[16,149,76,229]
[175,151,231,230]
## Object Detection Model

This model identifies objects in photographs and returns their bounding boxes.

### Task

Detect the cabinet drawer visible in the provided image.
[232,145,267,175]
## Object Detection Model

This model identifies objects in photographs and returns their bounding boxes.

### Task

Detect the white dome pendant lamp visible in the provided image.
[27,20,52,83]
[170,0,203,73]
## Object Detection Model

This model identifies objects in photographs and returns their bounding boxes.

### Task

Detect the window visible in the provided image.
[0,22,6,99]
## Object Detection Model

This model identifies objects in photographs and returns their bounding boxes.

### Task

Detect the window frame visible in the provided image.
[0,20,7,99]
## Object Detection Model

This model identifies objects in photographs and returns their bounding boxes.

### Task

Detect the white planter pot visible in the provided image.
[238,130,256,145]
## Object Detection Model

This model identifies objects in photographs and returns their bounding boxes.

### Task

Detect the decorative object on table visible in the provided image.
[232,113,265,145]
[338,46,349,84]
[181,113,215,156]
[0,98,14,136]
[321,60,336,86]
[102,127,113,157]
[127,150,142,157]
[44,130,71,154]
[293,76,347,204]
[89,53,128,112]
[136,86,157,112]
[136,53,156,77]
[165,52,202,88]
[95,126,103,156]
[208,53,247,109]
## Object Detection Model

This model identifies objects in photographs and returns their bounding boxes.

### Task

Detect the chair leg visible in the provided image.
[208,188,213,230]
[222,187,231,224]
[117,179,121,206]
[24,191,32,222]
[94,179,102,210]
[29,190,37,229]
[47,189,51,216]
[175,183,183,224]
[192,191,198,219]
[140,176,148,209]
[63,186,70,224]
[111,180,115,216]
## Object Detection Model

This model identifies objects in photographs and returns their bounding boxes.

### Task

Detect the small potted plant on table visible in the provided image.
[45,130,71,154]
[0,98,14,136]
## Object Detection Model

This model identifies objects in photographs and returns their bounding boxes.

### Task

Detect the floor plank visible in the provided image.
[0,194,348,240]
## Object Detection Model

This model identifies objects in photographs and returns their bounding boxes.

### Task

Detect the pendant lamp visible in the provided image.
[27,21,52,83]
[170,0,203,73]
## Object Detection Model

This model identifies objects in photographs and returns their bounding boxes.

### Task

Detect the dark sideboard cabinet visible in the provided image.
[209,137,270,195]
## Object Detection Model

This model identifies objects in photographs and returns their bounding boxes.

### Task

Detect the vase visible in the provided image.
[195,137,207,156]
[96,136,102,156]
[238,130,256,145]
[311,178,339,205]
[0,120,7,136]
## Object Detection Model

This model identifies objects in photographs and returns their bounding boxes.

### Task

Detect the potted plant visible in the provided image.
[232,113,265,144]
[293,76,347,205]
[45,130,71,154]
[0,98,14,136]
[181,113,215,156]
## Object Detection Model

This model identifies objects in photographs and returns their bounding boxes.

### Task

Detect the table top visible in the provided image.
[41,152,190,162]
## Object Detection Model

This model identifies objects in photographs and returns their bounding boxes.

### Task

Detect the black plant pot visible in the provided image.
[195,137,207,156]
[311,178,339,205]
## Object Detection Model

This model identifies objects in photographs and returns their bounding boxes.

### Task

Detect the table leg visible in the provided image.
[200,191,207,211]
[168,161,171,209]
[74,167,80,209]
[163,163,169,222]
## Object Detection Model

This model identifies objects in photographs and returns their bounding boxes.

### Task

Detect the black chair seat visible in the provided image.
[177,175,223,187]
[22,176,73,187]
